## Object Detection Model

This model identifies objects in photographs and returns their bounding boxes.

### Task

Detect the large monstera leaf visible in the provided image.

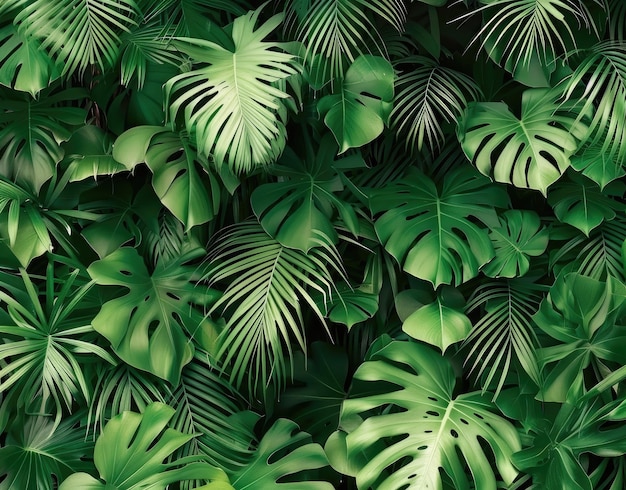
[0,87,86,192]
[458,88,589,195]
[230,418,332,490]
[87,247,222,385]
[165,7,298,174]
[251,134,361,251]
[329,338,521,489]
[370,166,508,287]
[60,402,232,489]
[113,126,220,230]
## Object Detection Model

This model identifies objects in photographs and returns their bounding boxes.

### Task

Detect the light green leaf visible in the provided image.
[483,209,549,278]
[318,55,394,153]
[397,286,472,352]
[337,339,521,489]
[60,402,232,490]
[458,88,589,195]
[370,166,508,287]
[88,247,222,385]
[165,7,297,173]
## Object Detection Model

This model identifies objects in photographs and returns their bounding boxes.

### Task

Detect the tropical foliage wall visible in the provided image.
[0,0,625,488]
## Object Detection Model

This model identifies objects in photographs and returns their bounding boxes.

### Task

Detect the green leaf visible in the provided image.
[64,125,127,182]
[60,402,232,490]
[0,208,50,267]
[0,19,61,96]
[571,142,626,189]
[165,7,297,173]
[483,209,549,278]
[370,166,508,287]
[397,286,472,352]
[0,414,93,490]
[548,172,626,236]
[337,339,521,489]
[251,135,361,251]
[458,88,589,195]
[88,247,222,385]
[318,55,394,153]
[230,418,333,489]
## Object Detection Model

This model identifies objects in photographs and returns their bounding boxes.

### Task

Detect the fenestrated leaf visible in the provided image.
[571,142,626,189]
[87,247,222,385]
[336,338,521,489]
[165,7,298,173]
[370,166,508,287]
[318,55,394,153]
[0,18,61,96]
[64,125,127,182]
[458,88,589,195]
[397,286,472,352]
[59,402,232,490]
[483,209,549,278]
[230,418,333,490]
[0,87,86,192]
[251,134,362,251]
[548,172,626,236]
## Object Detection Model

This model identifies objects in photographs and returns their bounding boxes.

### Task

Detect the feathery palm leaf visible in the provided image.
[165,7,298,174]
[203,221,342,393]
[286,0,406,84]
[609,0,626,40]
[561,41,626,164]
[15,0,139,77]
[391,56,480,154]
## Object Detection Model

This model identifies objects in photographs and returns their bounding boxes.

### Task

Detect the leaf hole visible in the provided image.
[417,445,428,451]
[426,410,439,417]
[450,429,459,438]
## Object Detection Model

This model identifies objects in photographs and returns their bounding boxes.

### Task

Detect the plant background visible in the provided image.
[1,0,626,488]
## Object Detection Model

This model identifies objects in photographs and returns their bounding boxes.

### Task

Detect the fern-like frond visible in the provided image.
[464,277,545,398]
[15,0,139,77]
[203,221,342,394]
[561,41,626,164]
[286,0,406,84]
[391,56,480,154]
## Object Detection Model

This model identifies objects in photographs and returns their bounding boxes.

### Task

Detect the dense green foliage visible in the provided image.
[0,0,625,488]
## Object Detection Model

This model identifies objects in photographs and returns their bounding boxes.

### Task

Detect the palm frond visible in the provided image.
[286,0,406,84]
[203,221,342,394]
[391,56,480,154]
[15,0,139,77]
[608,0,626,40]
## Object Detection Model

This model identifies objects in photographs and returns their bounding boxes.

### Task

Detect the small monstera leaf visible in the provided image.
[165,7,298,173]
[318,55,394,152]
[330,338,521,489]
[59,402,232,490]
[64,125,127,182]
[548,172,626,236]
[533,273,626,402]
[251,134,361,251]
[114,126,220,230]
[395,285,472,352]
[458,88,589,195]
[571,142,626,189]
[0,18,61,96]
[0,414,93,489]
[370,166,508,287]
[230,418,333,489]
[483,209,549,278]
[0,87,86,192]
[88,247,222,385]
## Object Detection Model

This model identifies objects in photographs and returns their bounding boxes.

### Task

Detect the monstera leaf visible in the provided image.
[59,402,232,490]
[87,247,222,385]
[230,418,332,489]
[395,285,472,352]
[318,55,394,152]
[483,209,549,278]
[458,88,589,195]
[114,126,220,230]
[64,125,127,182]
[548,172,626,236]
[0,18,60,96]
[571,142,626,189]
[0,414,93,490]
[329,338,521,489]
[534,273,626,402]
[0,87,86,192]
[165,7,297,173]
[370,166,508,287]
[251,134,361,251]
